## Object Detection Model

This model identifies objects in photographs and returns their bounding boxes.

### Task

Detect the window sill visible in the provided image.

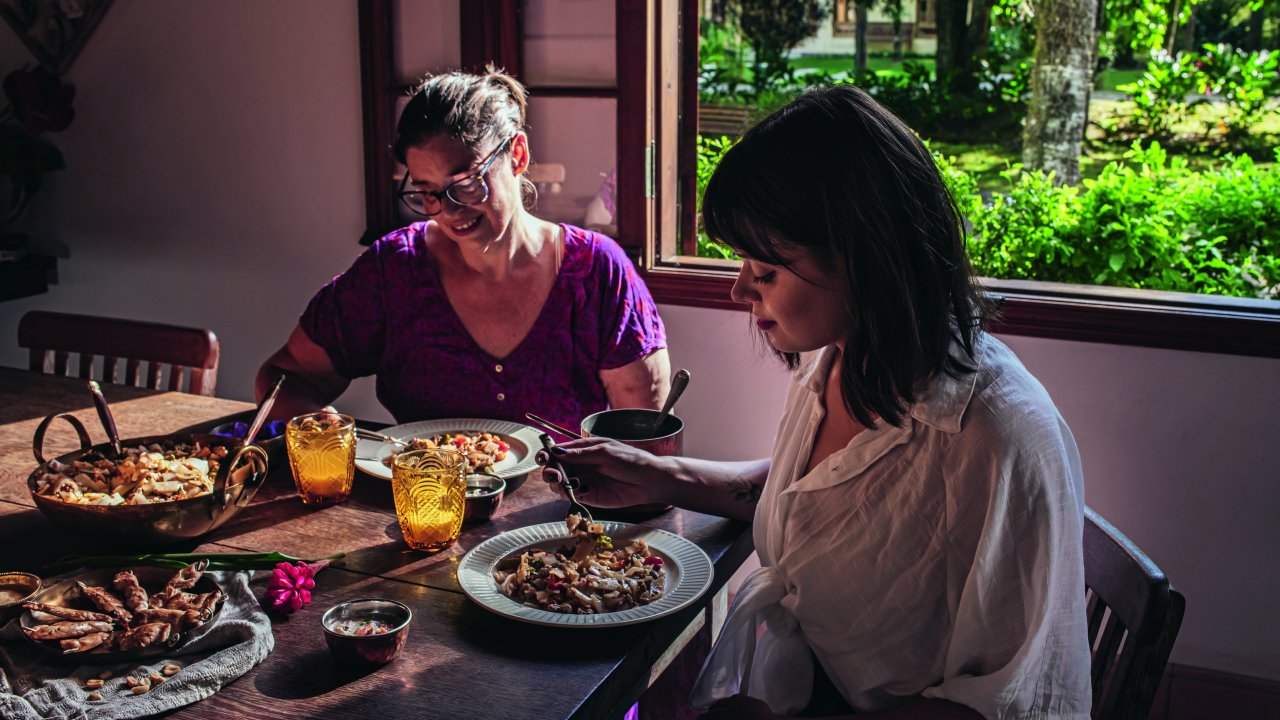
[641,266,1280,359]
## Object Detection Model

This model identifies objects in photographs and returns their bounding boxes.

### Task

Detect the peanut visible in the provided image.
[161,663,181,676]
[125,676,139,687]
[131,684,150,695]
[87,691,103,701]
[84,678,104,689]
[149,672,165,684]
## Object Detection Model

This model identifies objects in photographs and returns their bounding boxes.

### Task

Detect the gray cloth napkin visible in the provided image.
[0,570,273,720]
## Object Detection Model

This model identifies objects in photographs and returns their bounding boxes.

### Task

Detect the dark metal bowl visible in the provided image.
[0,571,41,624]
[580,409,683,514]
[20,566,224,663]
[463,474,505,524]
[321,598,411,665]
[27,413,269,546]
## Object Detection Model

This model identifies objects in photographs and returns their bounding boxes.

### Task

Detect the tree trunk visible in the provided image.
[965,0,995,63]
[934,0,970,82]
[1022,0,1099,185]
[892,14,903,60]
[855,2,869,73]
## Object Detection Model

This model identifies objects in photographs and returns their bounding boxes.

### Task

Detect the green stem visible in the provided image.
[46,551,345,572]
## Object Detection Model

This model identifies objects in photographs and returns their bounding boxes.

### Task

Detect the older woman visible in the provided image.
[257,68,670,427]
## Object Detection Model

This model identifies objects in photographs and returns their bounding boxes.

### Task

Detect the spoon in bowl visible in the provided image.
[649,369,690,437]
[86,381,123,459]
[242,375,285,447]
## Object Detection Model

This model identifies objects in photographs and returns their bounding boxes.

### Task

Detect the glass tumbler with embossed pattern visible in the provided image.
[285,411,357,506]
[391,447,466,552]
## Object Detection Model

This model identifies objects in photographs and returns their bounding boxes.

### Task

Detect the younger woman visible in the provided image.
[539,85,1090,720]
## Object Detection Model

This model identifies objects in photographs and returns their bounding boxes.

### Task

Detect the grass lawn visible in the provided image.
[929,99,1277,191]
[790,55,1148,92]
[790,55,935,75]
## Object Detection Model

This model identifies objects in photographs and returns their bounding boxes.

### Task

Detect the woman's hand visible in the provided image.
[536,437,673,509]
[698,695,785,720]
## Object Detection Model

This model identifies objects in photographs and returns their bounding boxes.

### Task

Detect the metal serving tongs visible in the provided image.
[538,433,592,524]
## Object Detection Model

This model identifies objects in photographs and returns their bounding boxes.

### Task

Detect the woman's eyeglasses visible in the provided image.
[397,136,513,217]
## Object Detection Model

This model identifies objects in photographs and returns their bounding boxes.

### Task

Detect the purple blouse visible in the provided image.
[300,223,667,430]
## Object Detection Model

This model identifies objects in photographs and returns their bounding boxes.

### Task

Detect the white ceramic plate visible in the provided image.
[355,418,543,482]
[457,521,714,627]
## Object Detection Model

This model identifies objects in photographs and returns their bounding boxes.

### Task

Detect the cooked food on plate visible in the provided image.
[22,562,222,654]
[383,431,510,474]
[33,442,229,506]
[493,514,665,614]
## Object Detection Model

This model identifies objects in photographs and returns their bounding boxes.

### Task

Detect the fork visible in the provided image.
[538,433,593,524]
[355,428,408,446]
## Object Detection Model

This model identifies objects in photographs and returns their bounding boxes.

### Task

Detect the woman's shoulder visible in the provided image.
[560,224,638,274]
[369,222,431,256]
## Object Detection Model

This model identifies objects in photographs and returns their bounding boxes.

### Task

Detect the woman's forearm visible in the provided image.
[654,457,769,522]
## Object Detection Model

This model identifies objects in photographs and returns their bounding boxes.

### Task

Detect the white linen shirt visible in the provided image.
[692,333,1091,719]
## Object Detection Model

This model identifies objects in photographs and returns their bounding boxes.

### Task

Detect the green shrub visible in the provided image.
[957,142,1280,299]
[695,134,739,260]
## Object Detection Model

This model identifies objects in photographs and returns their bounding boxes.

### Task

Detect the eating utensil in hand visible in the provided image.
[538,433,592,524]
[525,412,583,440]
[243,375,284,447]
[649,369,690,437]
[86,381,123,459]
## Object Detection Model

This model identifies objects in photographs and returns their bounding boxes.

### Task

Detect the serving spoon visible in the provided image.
[242,375,285,447]
[649,369,690,437]
[86,381,123,459]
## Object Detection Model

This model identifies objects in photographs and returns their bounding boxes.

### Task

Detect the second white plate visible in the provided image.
[355,418,543,482]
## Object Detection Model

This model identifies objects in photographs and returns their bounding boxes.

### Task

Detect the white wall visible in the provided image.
[1,0,1276,684]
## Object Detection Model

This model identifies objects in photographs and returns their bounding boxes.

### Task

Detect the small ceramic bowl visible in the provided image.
[463,474,505,524]
[321,598,411,665]
[0,572,41,624]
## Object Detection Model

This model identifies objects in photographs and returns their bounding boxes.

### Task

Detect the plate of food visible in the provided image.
[354,418,543,488]
[457,515,713,627]
[20,562,224,662]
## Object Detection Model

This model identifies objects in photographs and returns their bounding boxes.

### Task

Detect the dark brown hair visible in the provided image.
[393,66,534,204]
[702,84,990,428]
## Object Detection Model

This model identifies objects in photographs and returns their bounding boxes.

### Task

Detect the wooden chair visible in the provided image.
[18,310,220,396]
[1084,507,1186,720]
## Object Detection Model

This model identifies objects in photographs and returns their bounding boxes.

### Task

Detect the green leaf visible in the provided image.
[1109,253,1126,272]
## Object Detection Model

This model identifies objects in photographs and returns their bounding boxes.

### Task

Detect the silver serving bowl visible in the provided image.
[27,412,268,546]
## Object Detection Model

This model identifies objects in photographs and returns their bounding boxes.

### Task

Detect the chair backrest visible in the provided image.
[18,310,220,396]
[1084,506,1185,720]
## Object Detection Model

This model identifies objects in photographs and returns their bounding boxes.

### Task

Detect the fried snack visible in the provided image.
[117,622,171,651]
[60,631,111,654]
[77,582,133,624]
[112,570,149,613]
[133,607,186,632]
[23,564,220,656]
[25,620,114,640]
[162,559,208,596]
[21,602,112,623]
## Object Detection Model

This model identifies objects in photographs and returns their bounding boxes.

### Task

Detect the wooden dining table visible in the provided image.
[0,367,755,720]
